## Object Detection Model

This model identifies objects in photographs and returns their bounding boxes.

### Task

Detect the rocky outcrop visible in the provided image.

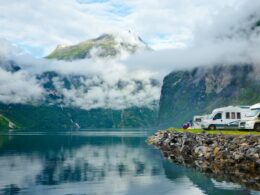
[0,114,16,130]
[148,130,260,190]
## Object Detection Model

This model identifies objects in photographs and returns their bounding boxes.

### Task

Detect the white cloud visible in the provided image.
[54,74,160,110]
[0,35,160,108]
[0,68,44,104]
[39,56,160,110]
[1,0,259,56]
[0,0,122,55]
[0,40,44,105]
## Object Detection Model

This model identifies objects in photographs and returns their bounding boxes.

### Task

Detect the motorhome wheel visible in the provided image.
[209,125,216,130]
[254,124,260,132]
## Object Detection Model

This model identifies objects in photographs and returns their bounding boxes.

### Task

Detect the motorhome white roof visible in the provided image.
[212,106,250,113]
[194,115,207,118]
[250,103,260,110]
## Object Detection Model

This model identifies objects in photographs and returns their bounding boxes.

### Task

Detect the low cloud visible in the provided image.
[0,41,160,109]
[51,73,160,110]
[0,68,44,104]
[46,57,160,110]
[125,38,260,77]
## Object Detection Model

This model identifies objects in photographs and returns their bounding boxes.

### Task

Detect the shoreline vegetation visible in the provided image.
[148,129,260,190]
[167,128,260,135]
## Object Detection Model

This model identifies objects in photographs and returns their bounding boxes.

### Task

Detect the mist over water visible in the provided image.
[0,130,258,195]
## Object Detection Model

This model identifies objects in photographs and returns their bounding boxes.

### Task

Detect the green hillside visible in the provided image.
[0,114,16,131]
[0,115,9,130]
[0,104,157,131]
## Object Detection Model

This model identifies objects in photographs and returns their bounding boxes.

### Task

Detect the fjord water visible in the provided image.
[0,130,259,195]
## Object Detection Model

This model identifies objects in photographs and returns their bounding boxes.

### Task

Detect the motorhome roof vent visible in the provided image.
[240,105,251,109]
[250,103,260,110]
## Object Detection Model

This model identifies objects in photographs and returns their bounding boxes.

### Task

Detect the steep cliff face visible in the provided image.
[158,64,260,127]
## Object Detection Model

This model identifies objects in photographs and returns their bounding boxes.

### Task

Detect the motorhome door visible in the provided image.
[213,112,224,129]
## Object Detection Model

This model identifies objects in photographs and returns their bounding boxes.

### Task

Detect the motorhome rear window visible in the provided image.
[231,112,236,119]
[237,112,241,119]
[226,112,230,119]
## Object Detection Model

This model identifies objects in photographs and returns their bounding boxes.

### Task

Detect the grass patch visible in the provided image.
[0,115,10,131]
[166,128,260,135]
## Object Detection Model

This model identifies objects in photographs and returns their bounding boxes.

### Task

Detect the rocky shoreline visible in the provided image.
[148,130,260,190]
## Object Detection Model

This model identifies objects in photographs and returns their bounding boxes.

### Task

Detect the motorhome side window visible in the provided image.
[226,112,230,119]
[231,112,235,119]
[237,112,241,119]
[195,118,202,122]
[213,113,222,120]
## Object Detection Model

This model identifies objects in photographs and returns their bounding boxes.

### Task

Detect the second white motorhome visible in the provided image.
[239,103,260,131]
[193,115,208,129]
[201,106,251,130]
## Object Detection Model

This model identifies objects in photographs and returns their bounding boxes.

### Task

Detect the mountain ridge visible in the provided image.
[47,32,150,60]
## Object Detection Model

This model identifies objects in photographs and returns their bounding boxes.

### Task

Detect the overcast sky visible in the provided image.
[0,0,260,108]
[1,0,259,57]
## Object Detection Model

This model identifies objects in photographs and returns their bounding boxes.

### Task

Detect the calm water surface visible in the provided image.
[0,130,259,195]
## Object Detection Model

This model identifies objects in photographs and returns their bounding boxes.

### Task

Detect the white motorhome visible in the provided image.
[201,106,251,130]
[193,115,208,129]
[239,103,260,131]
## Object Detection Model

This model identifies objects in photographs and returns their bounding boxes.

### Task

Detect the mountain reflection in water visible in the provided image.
[0,130,259,195]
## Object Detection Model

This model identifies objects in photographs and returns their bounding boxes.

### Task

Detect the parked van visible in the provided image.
[201,106,251,130]
[239,103,260,131]
[193,115,208,129]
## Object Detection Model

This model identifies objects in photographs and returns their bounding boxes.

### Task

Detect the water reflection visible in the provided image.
[0,131,259,195]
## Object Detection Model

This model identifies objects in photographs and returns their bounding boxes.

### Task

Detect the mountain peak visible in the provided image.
[47,31,150,61]
[92,33,114,42]
[56,43,70,50]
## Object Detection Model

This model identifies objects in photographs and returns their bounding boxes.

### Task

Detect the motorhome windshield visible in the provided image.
[208,114,213,119]
[247,110,260,117]
[208,113,217,120]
